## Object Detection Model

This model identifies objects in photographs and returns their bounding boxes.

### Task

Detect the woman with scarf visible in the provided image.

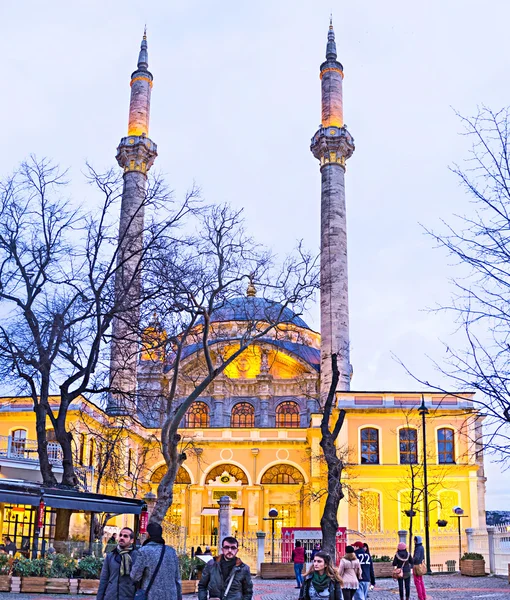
[299,551,342,600]
[338,546,362,600]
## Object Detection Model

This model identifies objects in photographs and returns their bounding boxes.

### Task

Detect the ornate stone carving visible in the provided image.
[116,134,158,174]
[310,125,355,169]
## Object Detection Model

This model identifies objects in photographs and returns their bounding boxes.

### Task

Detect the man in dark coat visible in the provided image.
[97,528,138,600]
[198,537,253,600]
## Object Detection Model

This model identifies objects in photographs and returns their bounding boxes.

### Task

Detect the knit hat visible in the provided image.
[346,545,355,553]
[147,523,163,538]
[397,542,407,551]
[353,541,364,548]
[414,535,423,544]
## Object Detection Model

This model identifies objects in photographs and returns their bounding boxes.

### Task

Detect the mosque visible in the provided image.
[0,22,486,553]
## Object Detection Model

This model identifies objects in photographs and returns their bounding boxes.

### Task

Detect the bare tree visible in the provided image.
[0,156,192,487]
[141,205,319,523]
[421,106,510,464]
[319,354,346,558]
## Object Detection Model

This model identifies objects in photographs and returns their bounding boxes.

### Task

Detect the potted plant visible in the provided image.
[179,555,200,594]
[77,555,103,593]
[460,552,486,577]
[404,510,417,517]
[437,519,448,528]
[46,554,77,593]
[13,557,50,592]
[372,555,393,578]
[0,554,12,591]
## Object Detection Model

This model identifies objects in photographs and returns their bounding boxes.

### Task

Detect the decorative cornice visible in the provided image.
[131,75,153,88]
[310,125,355,169]
[320,66,344,80]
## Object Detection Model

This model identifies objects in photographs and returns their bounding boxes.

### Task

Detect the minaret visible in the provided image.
[311,18,355,398]
[107,30,158,415]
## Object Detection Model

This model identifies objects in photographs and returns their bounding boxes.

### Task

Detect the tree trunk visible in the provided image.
[150,436,184,525]
[55,509,73,541]
[320,437,343,557]
[34,403,57,486]
[55,420,78,488]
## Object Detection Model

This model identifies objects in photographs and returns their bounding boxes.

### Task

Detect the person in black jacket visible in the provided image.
[299,551,342,600]
[392,543,412,600]
[198,537,252,600]
[352,541,375,600]
[97,528,138,600]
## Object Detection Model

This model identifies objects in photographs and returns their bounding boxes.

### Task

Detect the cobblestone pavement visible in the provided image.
[0,575,509,600]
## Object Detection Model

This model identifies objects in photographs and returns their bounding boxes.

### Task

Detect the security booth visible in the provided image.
[0,479,146,557]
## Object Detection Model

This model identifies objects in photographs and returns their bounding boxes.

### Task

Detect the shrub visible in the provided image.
[49,554,77,578]
[12,557,50,577]
[178,554,202,580]
[461,552,484,561]
[0,554,10,575]
[78,556,103,579]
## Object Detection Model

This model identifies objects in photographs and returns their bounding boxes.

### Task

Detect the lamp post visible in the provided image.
[263,508,279,564]
[418,395,431,575]
[453,507,468,570]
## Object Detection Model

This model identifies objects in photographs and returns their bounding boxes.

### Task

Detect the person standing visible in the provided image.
[97,528,138,600]
[198,536,252,600]
[338,546,362,600]
[392,542,412,600]
[352,542,375,600]
[412,536,427,600]
[311,543,322,560]
[2,537,16,556]
[130,523,181,600]
[292,541,306,589]
[299,551,342,600]
[104,533,117,554]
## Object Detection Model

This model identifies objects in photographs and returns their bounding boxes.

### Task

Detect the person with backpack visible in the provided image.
[130,523,181,600]
[352,541,375,600]
[299,551,342,600]
[392,542,412,600]
[97,528,138,600]
[292,541,306,589]
[412,536,427,600]
[337,546,362,600]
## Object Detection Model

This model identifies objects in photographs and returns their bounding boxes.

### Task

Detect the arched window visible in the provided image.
[360,428,379,464]
[11,429,26,457]
[359,491,381,532]
[151,465,191,485]
[438,428,455,464]
[399,428,418,464]
[88,438,95,467]
[260,464,305,484]
[79,433,86,466]
[231,402,254,428]
[184,401,210,428]
[276,401,300,428]
[206,464,249,485]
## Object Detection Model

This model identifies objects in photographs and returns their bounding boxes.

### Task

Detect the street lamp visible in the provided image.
[263,508,279,564]
[418,395,432,575]
[453,506,468,570]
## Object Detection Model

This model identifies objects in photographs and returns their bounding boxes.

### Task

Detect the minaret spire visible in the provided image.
[107,33,158,416]
[311,20,355,398]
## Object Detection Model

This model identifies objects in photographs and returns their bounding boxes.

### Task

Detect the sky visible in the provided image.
[2,0,509,509]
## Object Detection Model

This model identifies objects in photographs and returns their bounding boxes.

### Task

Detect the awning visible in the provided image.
[0,480,145,515]
[201,508,244,516]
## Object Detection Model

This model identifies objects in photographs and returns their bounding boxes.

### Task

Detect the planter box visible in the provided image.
[21,576,47,593]
[0,576,11,592]
[460,559,486,577]
[79,579,100,594]
[10,576,21,593]
[181,580,198,594]
[373,562,394,578]
[70,578,79,594]
[46,577,70,593]
[260,562,295,579]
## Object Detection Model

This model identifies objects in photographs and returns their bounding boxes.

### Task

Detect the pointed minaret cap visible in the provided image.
[137,26,149,70]
[326,15,337,61]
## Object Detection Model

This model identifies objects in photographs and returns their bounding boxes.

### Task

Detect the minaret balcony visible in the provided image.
[310,125,355,165]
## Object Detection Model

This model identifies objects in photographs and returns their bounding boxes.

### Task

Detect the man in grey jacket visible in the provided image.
[198,537,252,600]
[97,527,138,600]
[130,523,182,600]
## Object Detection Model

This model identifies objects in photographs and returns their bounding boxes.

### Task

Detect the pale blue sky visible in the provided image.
[2,0,509,508]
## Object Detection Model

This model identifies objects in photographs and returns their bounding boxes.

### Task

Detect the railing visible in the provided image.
[0,435,63,465]
[468,524,510,576]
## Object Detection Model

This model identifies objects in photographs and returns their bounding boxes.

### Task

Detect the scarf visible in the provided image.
[311,571,330,593]
[118,545,133,576]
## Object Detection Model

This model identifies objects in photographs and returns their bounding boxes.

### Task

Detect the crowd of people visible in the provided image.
[292,537,427,600]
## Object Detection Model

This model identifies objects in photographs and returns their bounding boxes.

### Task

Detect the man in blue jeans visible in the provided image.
[353,541,375,599]
[291,541,305,589]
